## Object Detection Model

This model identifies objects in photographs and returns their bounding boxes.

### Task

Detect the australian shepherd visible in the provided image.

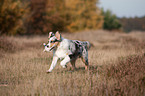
[43,31,91,73]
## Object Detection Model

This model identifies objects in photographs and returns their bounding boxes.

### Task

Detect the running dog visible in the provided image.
[43,31,91,73]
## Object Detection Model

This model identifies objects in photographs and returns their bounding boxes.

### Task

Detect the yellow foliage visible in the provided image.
[0,0,26,35]
[0,0,104,35]
[65,0,103,32]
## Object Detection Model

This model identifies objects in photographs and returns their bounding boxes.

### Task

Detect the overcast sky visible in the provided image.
[99,0,145,18]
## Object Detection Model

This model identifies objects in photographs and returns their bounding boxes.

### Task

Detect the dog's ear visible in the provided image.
[48,32,54,38]
[55,31,61,41]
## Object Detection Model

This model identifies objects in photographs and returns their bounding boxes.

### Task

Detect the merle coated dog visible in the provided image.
[43,31,91,73]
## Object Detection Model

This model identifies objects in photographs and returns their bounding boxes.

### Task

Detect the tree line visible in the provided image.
[0,0,122,35]
[119,16,145,32]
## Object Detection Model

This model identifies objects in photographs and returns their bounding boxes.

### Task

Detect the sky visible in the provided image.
[98,0,145,18]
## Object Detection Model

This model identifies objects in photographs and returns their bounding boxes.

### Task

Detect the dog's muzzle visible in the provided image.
[43,44,56,52]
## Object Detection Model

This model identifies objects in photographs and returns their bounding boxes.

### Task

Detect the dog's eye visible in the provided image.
[50,40,56,43]
[50,41,53,43]
[47,45,49,47]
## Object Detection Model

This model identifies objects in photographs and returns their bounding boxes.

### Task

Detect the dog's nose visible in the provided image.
[47,45,49,48]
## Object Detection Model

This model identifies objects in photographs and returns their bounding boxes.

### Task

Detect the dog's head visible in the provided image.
[43,31,62,52]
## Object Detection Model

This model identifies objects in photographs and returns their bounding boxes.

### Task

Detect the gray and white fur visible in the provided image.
[43,31,91,73]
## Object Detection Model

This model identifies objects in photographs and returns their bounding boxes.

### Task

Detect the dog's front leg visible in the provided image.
[46,56,59,73]
[60,55,70,68]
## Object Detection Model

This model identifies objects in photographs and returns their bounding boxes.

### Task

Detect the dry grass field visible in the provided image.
[0,30,145,96]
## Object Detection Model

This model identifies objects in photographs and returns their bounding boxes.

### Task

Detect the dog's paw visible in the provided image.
[46,70,51,73]
[43,49,46,52]
[62,65,67,68]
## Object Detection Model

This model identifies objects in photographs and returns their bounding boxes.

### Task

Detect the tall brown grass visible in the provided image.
[0,30,145,96]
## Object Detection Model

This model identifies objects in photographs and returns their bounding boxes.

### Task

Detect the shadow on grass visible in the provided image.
[56,65,99,74]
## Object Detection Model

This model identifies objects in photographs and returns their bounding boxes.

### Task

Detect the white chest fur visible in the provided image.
[54,39,70,58]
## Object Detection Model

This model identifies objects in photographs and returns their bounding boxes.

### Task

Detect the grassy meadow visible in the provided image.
[0,30,145,96]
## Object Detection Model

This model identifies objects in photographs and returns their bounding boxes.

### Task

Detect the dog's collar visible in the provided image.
[56,39,62,42]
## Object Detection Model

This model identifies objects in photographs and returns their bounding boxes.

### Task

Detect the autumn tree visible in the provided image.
[24,0,66,34]
[0,0,24,35]
[24,0,46,34]
[44,0,66,32]
[0,0,103,35]
[65,0,103,32]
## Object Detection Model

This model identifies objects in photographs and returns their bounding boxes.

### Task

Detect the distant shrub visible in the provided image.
[102,9,122,30]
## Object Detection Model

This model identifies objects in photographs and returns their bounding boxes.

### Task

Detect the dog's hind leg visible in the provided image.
[60,55,70,68]
[70,59,76,70]
[81,48,89,70]
[81,57,89,70]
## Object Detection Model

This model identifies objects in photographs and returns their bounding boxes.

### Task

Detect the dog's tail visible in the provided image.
[83,41,91,50]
